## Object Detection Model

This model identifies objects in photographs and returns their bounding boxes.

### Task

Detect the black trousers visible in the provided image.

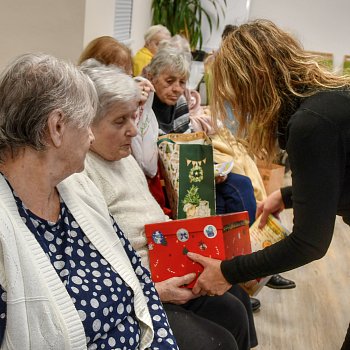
[164,285,253,350]
[341,219,350,349]
[229,284,258,348]
[341,324,350,350]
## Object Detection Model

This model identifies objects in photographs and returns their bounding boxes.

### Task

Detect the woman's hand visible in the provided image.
[187,253,232,296]
[256,189,285,228]
[134,77,154,105]
[155,273,198,304]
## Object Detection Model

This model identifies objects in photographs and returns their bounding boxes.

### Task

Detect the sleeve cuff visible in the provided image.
[220,259,238,285]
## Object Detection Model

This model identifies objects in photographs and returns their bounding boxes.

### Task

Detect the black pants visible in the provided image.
[164,286,251,350]
[340,218,350,349]
[229,285,258,348]
[341,324,350,350]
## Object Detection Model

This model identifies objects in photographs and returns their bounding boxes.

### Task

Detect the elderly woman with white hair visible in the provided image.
[81,59,254,350]
[0,53,177,350]
[133,24,171,76]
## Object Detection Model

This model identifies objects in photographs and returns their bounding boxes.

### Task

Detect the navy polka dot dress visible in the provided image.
[0,189,177,350]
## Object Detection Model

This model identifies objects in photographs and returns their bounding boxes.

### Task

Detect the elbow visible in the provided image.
[303,244,328,264]
[290,232,331,265]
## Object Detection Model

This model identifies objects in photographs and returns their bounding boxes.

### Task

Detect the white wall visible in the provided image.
[1,1,347,71]
[199,0,350,72]
[83,0,152,56]
[201,0,251,52]
[130,0,152,55]
[0,0,85,68]
[249,0,350,72]
[84,0,115,47]
[0,0,152,69]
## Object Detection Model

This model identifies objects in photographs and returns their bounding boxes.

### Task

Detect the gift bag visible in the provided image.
[256,160,285,195]
[158,131,216,219]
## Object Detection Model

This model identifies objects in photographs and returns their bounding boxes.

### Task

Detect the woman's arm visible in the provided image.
[191,109,344,294]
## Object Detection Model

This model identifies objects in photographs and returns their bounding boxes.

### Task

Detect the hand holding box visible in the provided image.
[145,212,250,288]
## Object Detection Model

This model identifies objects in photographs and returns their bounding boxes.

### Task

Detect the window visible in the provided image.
[114,0,133,44]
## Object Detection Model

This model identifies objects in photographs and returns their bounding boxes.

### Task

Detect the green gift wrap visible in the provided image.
[158,132,216,219]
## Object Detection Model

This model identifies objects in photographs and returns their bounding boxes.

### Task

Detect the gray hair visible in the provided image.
[144,24,171,44]
[158,35,192,65]
[0,52,97,159]
[147,45,191,80]
[80,59,140,123]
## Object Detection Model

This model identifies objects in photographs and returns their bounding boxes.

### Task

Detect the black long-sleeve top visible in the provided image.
[221,89,350,284]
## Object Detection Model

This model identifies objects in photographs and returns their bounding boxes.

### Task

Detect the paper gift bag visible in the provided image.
[158,131,216,219]
[256,160,285,195]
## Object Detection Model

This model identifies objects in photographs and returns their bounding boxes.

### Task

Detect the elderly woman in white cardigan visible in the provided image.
[0,53,177,350]
[81,59,253,350]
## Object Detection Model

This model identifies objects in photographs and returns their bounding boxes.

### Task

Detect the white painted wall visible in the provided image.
[83,0,152,56]
[248,0,350,72]
[200,0,350,72]
[0,0,151,69]
[130,0,152,55]
[0,1,348,72]
[201,0,250,52]
[0,0,85,68]
[84,0,115,47]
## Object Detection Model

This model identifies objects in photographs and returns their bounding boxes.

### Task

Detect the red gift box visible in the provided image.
[145,212,251,288]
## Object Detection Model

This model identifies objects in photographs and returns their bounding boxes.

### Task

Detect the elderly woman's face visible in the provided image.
[90,100,138,161]
[151,70,186,106]
[60,123,94,175]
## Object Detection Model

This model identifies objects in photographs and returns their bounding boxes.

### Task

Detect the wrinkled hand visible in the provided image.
[155,273,198,304]
[256,189,285,229]
[134,77,154,105]
[187,253,231,296]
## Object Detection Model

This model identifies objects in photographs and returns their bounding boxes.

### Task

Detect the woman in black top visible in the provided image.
[188,19,350,348]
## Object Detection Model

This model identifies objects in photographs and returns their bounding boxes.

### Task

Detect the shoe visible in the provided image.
[250,297,261,312]
[266,274,296,289]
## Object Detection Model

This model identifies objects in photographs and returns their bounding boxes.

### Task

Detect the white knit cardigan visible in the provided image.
[84,152,168,270]
[0,173,153,350]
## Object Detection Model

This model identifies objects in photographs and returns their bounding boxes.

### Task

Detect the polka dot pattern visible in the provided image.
[0,189,178,349]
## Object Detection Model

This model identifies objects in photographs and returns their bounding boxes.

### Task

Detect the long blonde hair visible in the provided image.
[210,19,350,160]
